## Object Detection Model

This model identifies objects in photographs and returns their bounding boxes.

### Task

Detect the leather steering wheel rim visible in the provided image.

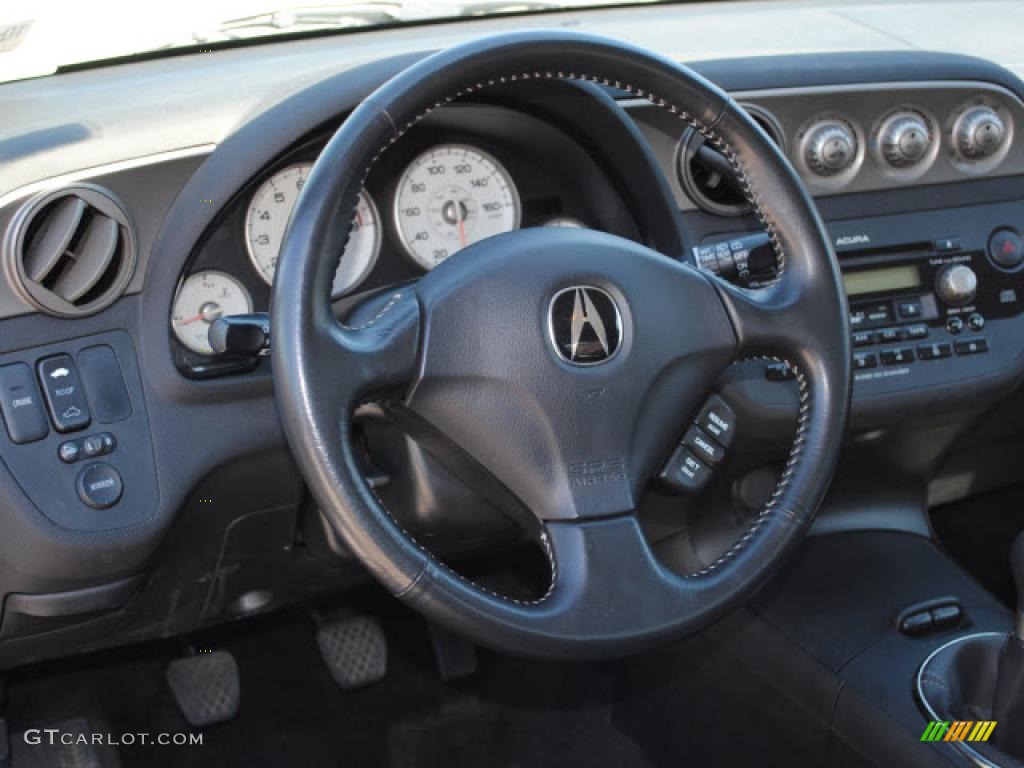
[272,30,851,660]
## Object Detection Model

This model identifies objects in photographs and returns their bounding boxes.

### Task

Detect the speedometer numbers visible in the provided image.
[245,163,381,297]
[394,144,520,270]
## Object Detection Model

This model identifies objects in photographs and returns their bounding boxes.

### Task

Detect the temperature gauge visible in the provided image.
[172,271,252,355]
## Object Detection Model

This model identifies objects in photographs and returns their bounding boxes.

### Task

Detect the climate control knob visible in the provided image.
[936,264,978,305]
[879,112,931,167]
[803,119,857,176]
[954,106,1006,160]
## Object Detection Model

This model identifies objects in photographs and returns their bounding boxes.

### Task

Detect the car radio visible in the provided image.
[695,227,1024,389]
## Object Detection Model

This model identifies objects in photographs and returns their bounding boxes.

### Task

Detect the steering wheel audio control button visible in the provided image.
[659,446,712,493]
[696,395,736,448]
[76,462,123,509]
[682,424,725,466]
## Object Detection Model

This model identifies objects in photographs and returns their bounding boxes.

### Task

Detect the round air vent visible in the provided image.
[3,185,136,317]
[677,105,784,217]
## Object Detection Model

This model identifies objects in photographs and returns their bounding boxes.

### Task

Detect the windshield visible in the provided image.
[0,0,660,83]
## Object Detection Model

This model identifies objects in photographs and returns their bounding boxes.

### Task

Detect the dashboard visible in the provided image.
[0,10,1024,670]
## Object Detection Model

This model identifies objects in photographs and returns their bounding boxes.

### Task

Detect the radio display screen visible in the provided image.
[843,264,922,297]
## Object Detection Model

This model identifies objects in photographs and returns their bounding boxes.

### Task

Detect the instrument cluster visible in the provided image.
[170,107,622,373]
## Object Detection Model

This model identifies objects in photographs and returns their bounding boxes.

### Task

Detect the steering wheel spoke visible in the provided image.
[330,291,422,408]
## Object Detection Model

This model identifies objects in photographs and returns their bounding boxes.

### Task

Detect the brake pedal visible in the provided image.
[166,650,240,727]
[317,616,387,690]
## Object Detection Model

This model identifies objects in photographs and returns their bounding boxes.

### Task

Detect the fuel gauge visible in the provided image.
[172,271,252,355]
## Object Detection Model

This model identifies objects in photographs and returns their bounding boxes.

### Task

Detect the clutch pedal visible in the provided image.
[316,616,387,690]
[166,650,240,727]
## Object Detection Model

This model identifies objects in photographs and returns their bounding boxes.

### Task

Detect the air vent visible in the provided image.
[678,105,784,217]
[3,185,136,317]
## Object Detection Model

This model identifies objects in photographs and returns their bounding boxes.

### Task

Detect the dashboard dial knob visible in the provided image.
[954,106,1006,159]
[936,264,977,305]
[879,112,931,167]
[803,119,857,176]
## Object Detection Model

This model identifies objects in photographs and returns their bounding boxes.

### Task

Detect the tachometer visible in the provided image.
[245,163,381,297]
[393,144,520,270]
[172,271,252,355]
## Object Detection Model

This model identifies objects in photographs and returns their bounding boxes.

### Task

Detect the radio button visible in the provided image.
[917,342,952,361]
[898,300,923,319]
[934,237,961,253]
[866,303,891,324]
[955,337,988,356]
[946,317,965,334]
[936,264,977,305]
[853,331,879,347]
[905,324,929,340]
[881,348,914,365]
[878,328,902,344]
[853,352,878,370]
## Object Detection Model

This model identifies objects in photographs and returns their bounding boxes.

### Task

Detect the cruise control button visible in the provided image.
[682,425,725,466]
[967,313,985,331]
[917,342,952,360]
[880,347,914,365]
[0,363,49,444]
[696,395,736,448]
[659,446,712,493]
[946,317,964,334]
[853,352,877,370]
[955,337,988,355]
[37,355,91,433]
[76,462,123,509]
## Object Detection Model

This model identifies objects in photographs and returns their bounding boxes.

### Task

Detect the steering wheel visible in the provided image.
[272,31,850,660]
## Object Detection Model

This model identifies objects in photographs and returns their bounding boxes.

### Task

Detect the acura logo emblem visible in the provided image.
[548,286,622,365]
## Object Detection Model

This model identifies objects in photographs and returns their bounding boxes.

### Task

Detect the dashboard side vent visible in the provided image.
[678,105,784,217]
[3,185,136,317]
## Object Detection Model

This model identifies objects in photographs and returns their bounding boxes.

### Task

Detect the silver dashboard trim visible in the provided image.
[0,144,217,212]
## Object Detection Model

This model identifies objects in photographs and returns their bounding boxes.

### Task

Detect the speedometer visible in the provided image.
[393,144,520,270]
[245,163,381,297]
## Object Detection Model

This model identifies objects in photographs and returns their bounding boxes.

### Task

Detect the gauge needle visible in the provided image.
[456,204,467,248]
[177,313,205,326]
